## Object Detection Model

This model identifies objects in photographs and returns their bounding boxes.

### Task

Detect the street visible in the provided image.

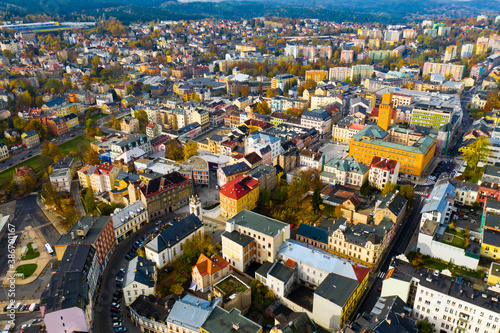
[354,195,424,318]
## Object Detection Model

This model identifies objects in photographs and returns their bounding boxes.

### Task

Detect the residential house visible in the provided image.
[121,116,140,134]
[112,201,148,243]
[166,295,221,333]
[123,256,156,305]
[321,157,369,187]
[369,156,399,190]
[191,254,231,292]
[21,130,40,148]
[13,165,35,187]
[217,162,251,187]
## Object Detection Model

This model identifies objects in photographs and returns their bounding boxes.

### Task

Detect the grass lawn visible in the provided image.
[58,136,93,155]
[422,257,449,271]
[322,204,337,217]
[441,234,465,249]
[0,155,48,181]
[90,113,108,121]
[21,242,40,261]
[456,166,484,184]
[416,255,485,280]
[15,263,37,278]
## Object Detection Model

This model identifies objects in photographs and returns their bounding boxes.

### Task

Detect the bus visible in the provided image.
[44,243,55,256]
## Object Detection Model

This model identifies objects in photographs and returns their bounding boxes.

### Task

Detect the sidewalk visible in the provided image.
[2,226,51,286]
[36,196,66,235]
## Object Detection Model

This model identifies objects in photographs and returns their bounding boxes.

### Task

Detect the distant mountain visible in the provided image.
[0,0,498,23]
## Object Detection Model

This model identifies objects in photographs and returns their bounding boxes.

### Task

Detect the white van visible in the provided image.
[29,303,36,312]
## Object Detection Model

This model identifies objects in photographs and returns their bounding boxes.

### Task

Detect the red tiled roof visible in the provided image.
[349,123,365,130]
[353,264,370,283]
[219,175,260,200]
[370,156,398,172]
[192,254,229,277]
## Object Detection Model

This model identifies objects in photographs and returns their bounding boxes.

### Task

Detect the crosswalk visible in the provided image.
[377,271,386,279]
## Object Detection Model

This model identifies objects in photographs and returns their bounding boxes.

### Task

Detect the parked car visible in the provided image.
[111,302,120,308]
[116,282,123,288]
[115,327,127,332]
[110,307,119,313]
[112,322,122,328]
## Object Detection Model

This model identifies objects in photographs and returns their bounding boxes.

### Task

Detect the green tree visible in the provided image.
[360,179,371,196]
[399,184,415,207]
[170,283,184,295]
[24,119,48,141]
[417,319,434,333]
[259,189,271,207]
[83,188,97,214]
[381,182,397,196]
[266,88,276,98]
[13,117,27,131]
[463,137,491,172]
[41,142,64,162]
[183,141,198,161]
[311,184,323,213]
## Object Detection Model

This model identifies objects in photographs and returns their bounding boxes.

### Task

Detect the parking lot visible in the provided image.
[425,160,456,185]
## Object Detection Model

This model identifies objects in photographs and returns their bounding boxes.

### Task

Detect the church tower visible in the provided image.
[377,92,393,131]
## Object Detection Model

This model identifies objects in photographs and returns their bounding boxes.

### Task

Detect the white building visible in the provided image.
[123,256,156,305]
[368,156,399,190]
[382,257,500,333]
[461,44,474,59]
[299,150,327,170]
[221,210,290,272]
[112,201,148,244]
[321,157,369,187]
[329,67,351,81]
[50,168,71,193]
[145,214,204,268]
[246,133,281,160]
[300,110,333,139]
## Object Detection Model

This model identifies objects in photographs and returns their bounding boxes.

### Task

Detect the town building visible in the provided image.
[368,156,399,190]
[145,214,204,268]
[321,157,369,187]
[221,210,290,271]
[191,254,231,292]
[219,175,260,219]
[123,256,156,305]
[138,172,192,221]
[21,130,40,148]
[166,295,221,333]
[112,201,148,243]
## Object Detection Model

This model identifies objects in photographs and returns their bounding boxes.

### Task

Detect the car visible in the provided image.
[119,268,126,273]
[27,154,32,157]
[21,324,31,329]
[125,254,132,260]
[115,327,127,332]
[116,271,124,277]
[8,163,12,166]
[111,302,121,308]
[115,276,124,282]
[31,318,43,324]
[2,305,7,312]
[111,311,119,316]
[110,307,119,313]
[20,304,27,311]
[112,296,120,302]
[114,292,123,298]
[112,322,122,328]
[116,282,123,288]
[112,314,121,320]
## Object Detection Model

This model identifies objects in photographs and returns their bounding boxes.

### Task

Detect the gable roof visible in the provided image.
[193,254,229,277]
[145,214,203,253]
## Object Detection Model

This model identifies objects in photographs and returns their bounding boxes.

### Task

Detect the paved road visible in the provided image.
[0,127,85,174]
[93,211,187,333]
[355,195,424,318]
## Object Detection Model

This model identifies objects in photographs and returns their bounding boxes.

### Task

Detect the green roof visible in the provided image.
[324,157,369,175]
[353,125,436,155]
[228,210,288,237]
[201,307,261,333]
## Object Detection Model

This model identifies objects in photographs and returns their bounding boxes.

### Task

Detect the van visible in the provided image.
[29,303,36,312]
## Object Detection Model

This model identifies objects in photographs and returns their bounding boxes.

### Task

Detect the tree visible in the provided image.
[13,117,27,131]
[259,189,271,207]
[41,142,64,162]
[41,182,63,211]
[165,140,183,161]
[83,188,98,214]
[83,147,100,165]
[183,141,198,161]
[266,88,276,98]
[417,319,434,333]
[240,85,250,97]
[134,109,148,134]
[360,179,371,196]
[311,184,323,213]
[332,205,344,220]
[170,283,184,295]
[179,234,216,271]
[381,182,397,196]
[25,119,48,141]
[463,137,491,172]
[255,101,271,115]
[399,184,415,207]
[110,116,121,130]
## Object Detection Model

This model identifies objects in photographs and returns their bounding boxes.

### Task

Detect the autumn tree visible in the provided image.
[381,182,397,196]
[179,234,216,271]
[165,140,183,161]
[41,142,64,163]
[134,109,149,134]
[463,137,491,172]
[399,184,415,207]
[83,147,100,165]
[183,141,198,161]
[41,182,63,211]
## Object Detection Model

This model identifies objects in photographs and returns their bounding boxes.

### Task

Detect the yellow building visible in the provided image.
[481,210,500,260]
[21,130,40,149]
[488,262,500,285]
[349,93,436,179]
[305,70,328,83]
[219,175,259,219]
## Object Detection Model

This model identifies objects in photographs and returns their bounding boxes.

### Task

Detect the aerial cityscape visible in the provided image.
[0,3,500,333]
